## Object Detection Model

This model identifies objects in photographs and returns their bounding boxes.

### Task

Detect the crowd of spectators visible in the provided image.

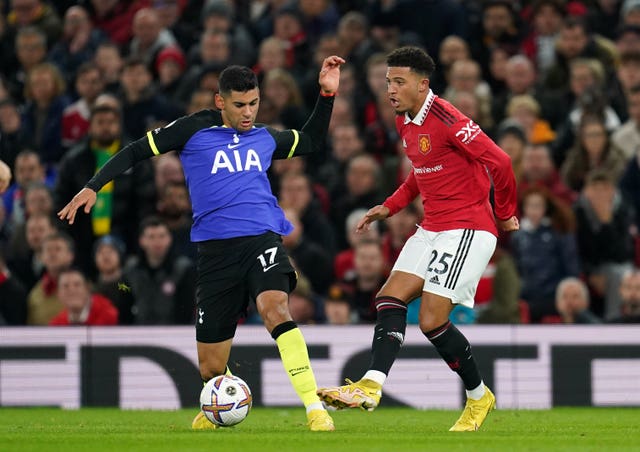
[1,0,640,326]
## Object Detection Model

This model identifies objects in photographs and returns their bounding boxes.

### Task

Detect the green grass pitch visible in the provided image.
[1,407,639,451]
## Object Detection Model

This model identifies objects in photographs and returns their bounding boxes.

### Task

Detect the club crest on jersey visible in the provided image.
[418,134,431,154]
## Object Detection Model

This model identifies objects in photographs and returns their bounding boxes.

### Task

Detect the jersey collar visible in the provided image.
[404,89,435,126]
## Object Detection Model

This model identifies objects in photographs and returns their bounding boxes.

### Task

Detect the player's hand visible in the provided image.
[0,159,11,194]
[497,215,519,232]
[318,55,346,95]
[356,205,390,233]
[57,187,97,225]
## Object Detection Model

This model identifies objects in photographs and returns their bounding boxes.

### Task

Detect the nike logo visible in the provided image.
[263,263,279,272]
[289,366,309,376]
[227,143,241,149]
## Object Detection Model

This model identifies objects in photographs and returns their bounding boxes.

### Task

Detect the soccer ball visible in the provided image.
[200,375,252,427]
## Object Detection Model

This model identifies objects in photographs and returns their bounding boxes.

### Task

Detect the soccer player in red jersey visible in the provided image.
[318,46,520,431]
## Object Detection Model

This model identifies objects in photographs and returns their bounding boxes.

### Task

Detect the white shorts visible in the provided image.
[392,227,496,308]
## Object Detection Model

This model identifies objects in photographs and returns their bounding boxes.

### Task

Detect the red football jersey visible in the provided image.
[49,294,119,326]
[383,91,517,237]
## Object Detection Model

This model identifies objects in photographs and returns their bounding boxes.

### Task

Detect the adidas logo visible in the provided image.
[429,275,440,285]
[387,331,405,344]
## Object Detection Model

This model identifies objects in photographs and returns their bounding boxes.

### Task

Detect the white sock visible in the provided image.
[306,402,324,414]
[466,382,486,400]
[363,370,387,386]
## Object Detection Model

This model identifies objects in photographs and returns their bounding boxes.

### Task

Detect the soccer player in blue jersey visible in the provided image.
[58,55,345,431]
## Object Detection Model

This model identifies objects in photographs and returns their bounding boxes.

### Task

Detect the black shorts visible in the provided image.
[195,231,296,343]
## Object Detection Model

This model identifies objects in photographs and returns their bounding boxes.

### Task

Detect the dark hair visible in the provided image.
[76,61,100,78]
[93,234,126,262]
[0,98,17,110]
[616,24,640,40]
[621,51,640,66]
[585,168,615,185]
[483,0,514,13]
[562,16,589,35]
[16,148,41,161]
[531,0,565,17]
[123,56,149,71]
[386,46,435,78]
[218,65,258,95]
[497,119,527,144]
[57,266,88,284]
[43,231,76,255]
[90,104,121,120]
[138,215,169,236]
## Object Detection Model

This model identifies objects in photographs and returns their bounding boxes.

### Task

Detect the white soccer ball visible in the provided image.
[199,375,252,427]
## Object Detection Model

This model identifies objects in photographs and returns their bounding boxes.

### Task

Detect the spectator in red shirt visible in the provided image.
[50,267,118,326]
[88,0,150,47]
[61,62,105,149]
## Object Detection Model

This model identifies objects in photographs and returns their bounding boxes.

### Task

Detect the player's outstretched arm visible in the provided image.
[57,187,97,225]
[356,205,390,233]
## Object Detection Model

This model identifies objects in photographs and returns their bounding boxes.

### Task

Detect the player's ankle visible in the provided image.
[362,370,386,387]
[305,402,325,414]
[360,378,383,389]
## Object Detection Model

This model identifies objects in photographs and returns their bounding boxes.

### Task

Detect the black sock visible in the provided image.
[424,321,482,390]
[369,296,407,376]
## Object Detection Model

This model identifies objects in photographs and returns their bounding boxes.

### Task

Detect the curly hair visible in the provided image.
[386,46,435,78]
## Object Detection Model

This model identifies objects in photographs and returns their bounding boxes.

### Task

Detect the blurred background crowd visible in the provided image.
[1,0,640,327]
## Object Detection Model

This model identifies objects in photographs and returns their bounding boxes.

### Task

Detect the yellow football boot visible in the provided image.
[449,386,496,432]
[307,409,335,431]
[191,410,218,430]
[317,378,382,411]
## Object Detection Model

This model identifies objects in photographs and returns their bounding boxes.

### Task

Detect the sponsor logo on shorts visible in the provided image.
[429,275,440,285]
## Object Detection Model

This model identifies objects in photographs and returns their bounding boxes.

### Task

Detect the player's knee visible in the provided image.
[256,291,291,331]
[199,361,226,381]
[418,313,444,334]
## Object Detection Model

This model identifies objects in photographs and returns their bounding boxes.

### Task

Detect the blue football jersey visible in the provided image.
[180,126,291,241]
[85,95,334,242]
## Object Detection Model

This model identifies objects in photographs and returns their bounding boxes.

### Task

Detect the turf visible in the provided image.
[1,407,638,451]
